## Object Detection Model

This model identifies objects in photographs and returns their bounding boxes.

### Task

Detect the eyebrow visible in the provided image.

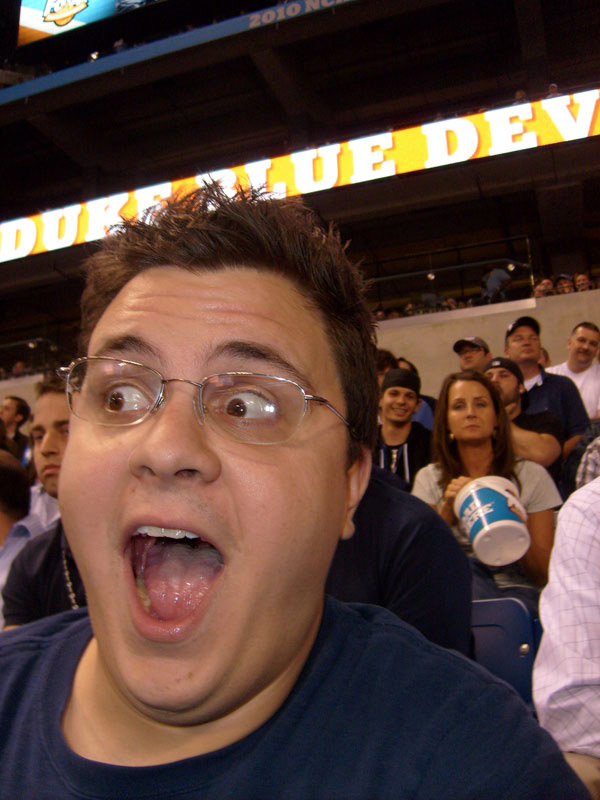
[452,395,490,402]
[92,334,161,361]
[211,340,313,390]
[92,335,314,390]
[30,419,69,432]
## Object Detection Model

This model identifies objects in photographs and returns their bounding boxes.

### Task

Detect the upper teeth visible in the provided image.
[137,525,198,540]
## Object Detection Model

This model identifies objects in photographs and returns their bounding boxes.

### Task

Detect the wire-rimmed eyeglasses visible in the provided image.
[57,356,352,446]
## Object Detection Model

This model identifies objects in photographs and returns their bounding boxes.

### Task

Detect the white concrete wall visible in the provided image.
[376,289,600,398]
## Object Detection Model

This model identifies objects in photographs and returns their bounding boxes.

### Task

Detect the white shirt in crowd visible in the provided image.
[547,362,600,420]
[534,476,600,757]
[29,482,60,530]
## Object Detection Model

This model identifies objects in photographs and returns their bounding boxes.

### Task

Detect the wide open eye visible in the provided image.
[103,383,151,416]
[66,359,165,426]
[222,389,279,421]
[201,374,305,444]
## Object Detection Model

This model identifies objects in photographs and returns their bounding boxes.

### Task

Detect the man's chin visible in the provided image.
[94,626,232,725]
[122,673,225,725]
[41,479,59,498]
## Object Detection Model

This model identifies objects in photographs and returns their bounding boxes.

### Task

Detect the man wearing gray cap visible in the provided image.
[505,316,589,458]
[452,336,490,372]
[374,369,431,489]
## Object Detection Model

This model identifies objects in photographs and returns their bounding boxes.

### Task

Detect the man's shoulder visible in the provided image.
[17,522,62,551]
[540,369,578,391]
[412,461,439,479]
[546,362,568,376]
[9,522,63,570]
[514,410,564,436]
[0,609,90,647]
[408,420,430,441]
[514,458,552,480]
[583,363,600,384]
[321,598,489,691]
[0,611,91,671]
[317,600,569,781]
[358,467,439,528]
[565,475,600,512]
[551,479,600,567]
[12,430,28,449]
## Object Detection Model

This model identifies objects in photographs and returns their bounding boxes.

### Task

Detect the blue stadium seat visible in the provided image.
[471,597,538,706]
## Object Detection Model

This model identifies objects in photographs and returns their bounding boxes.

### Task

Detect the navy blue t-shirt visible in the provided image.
[327,467,472,654]
[0,600,589,799]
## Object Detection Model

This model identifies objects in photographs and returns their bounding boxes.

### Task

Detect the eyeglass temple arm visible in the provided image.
[306,394,352,430]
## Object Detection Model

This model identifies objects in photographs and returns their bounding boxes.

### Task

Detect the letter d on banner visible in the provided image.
[0,217,37,263]
[422,118,479,168]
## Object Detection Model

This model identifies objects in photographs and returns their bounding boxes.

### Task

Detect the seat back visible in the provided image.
[471,597,537,705]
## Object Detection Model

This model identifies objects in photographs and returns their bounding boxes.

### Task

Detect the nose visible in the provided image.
[40,428,61,456]
[128,382,221,484]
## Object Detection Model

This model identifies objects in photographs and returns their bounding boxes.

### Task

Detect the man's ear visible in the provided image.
[415,397,422,410]
[340,447,372,541]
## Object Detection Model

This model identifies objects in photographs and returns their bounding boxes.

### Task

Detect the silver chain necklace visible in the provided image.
[61,548,80,610]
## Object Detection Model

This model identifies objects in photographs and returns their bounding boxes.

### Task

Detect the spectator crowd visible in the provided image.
[0,185,598,798]
[375,268,596,321]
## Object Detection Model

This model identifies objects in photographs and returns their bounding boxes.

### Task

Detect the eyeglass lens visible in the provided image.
[67,359,307,444]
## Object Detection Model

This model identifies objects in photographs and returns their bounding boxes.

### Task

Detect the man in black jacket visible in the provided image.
[373,368,431,489]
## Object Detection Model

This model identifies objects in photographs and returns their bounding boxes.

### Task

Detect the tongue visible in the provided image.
[132,536,223,621]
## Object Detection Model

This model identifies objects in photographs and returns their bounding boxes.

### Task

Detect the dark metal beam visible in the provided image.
[27,112,112,171]
[251,48,333,128]
[513,0,549,96]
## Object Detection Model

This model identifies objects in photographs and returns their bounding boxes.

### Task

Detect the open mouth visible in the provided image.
[129,526,224,623]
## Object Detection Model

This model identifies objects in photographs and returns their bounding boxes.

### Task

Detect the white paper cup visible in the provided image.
[453,476,530,566]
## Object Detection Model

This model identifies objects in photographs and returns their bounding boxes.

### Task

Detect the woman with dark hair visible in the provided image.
[412,370,561,608]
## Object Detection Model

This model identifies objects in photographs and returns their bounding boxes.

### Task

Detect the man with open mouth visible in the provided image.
[0,183,589,798]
